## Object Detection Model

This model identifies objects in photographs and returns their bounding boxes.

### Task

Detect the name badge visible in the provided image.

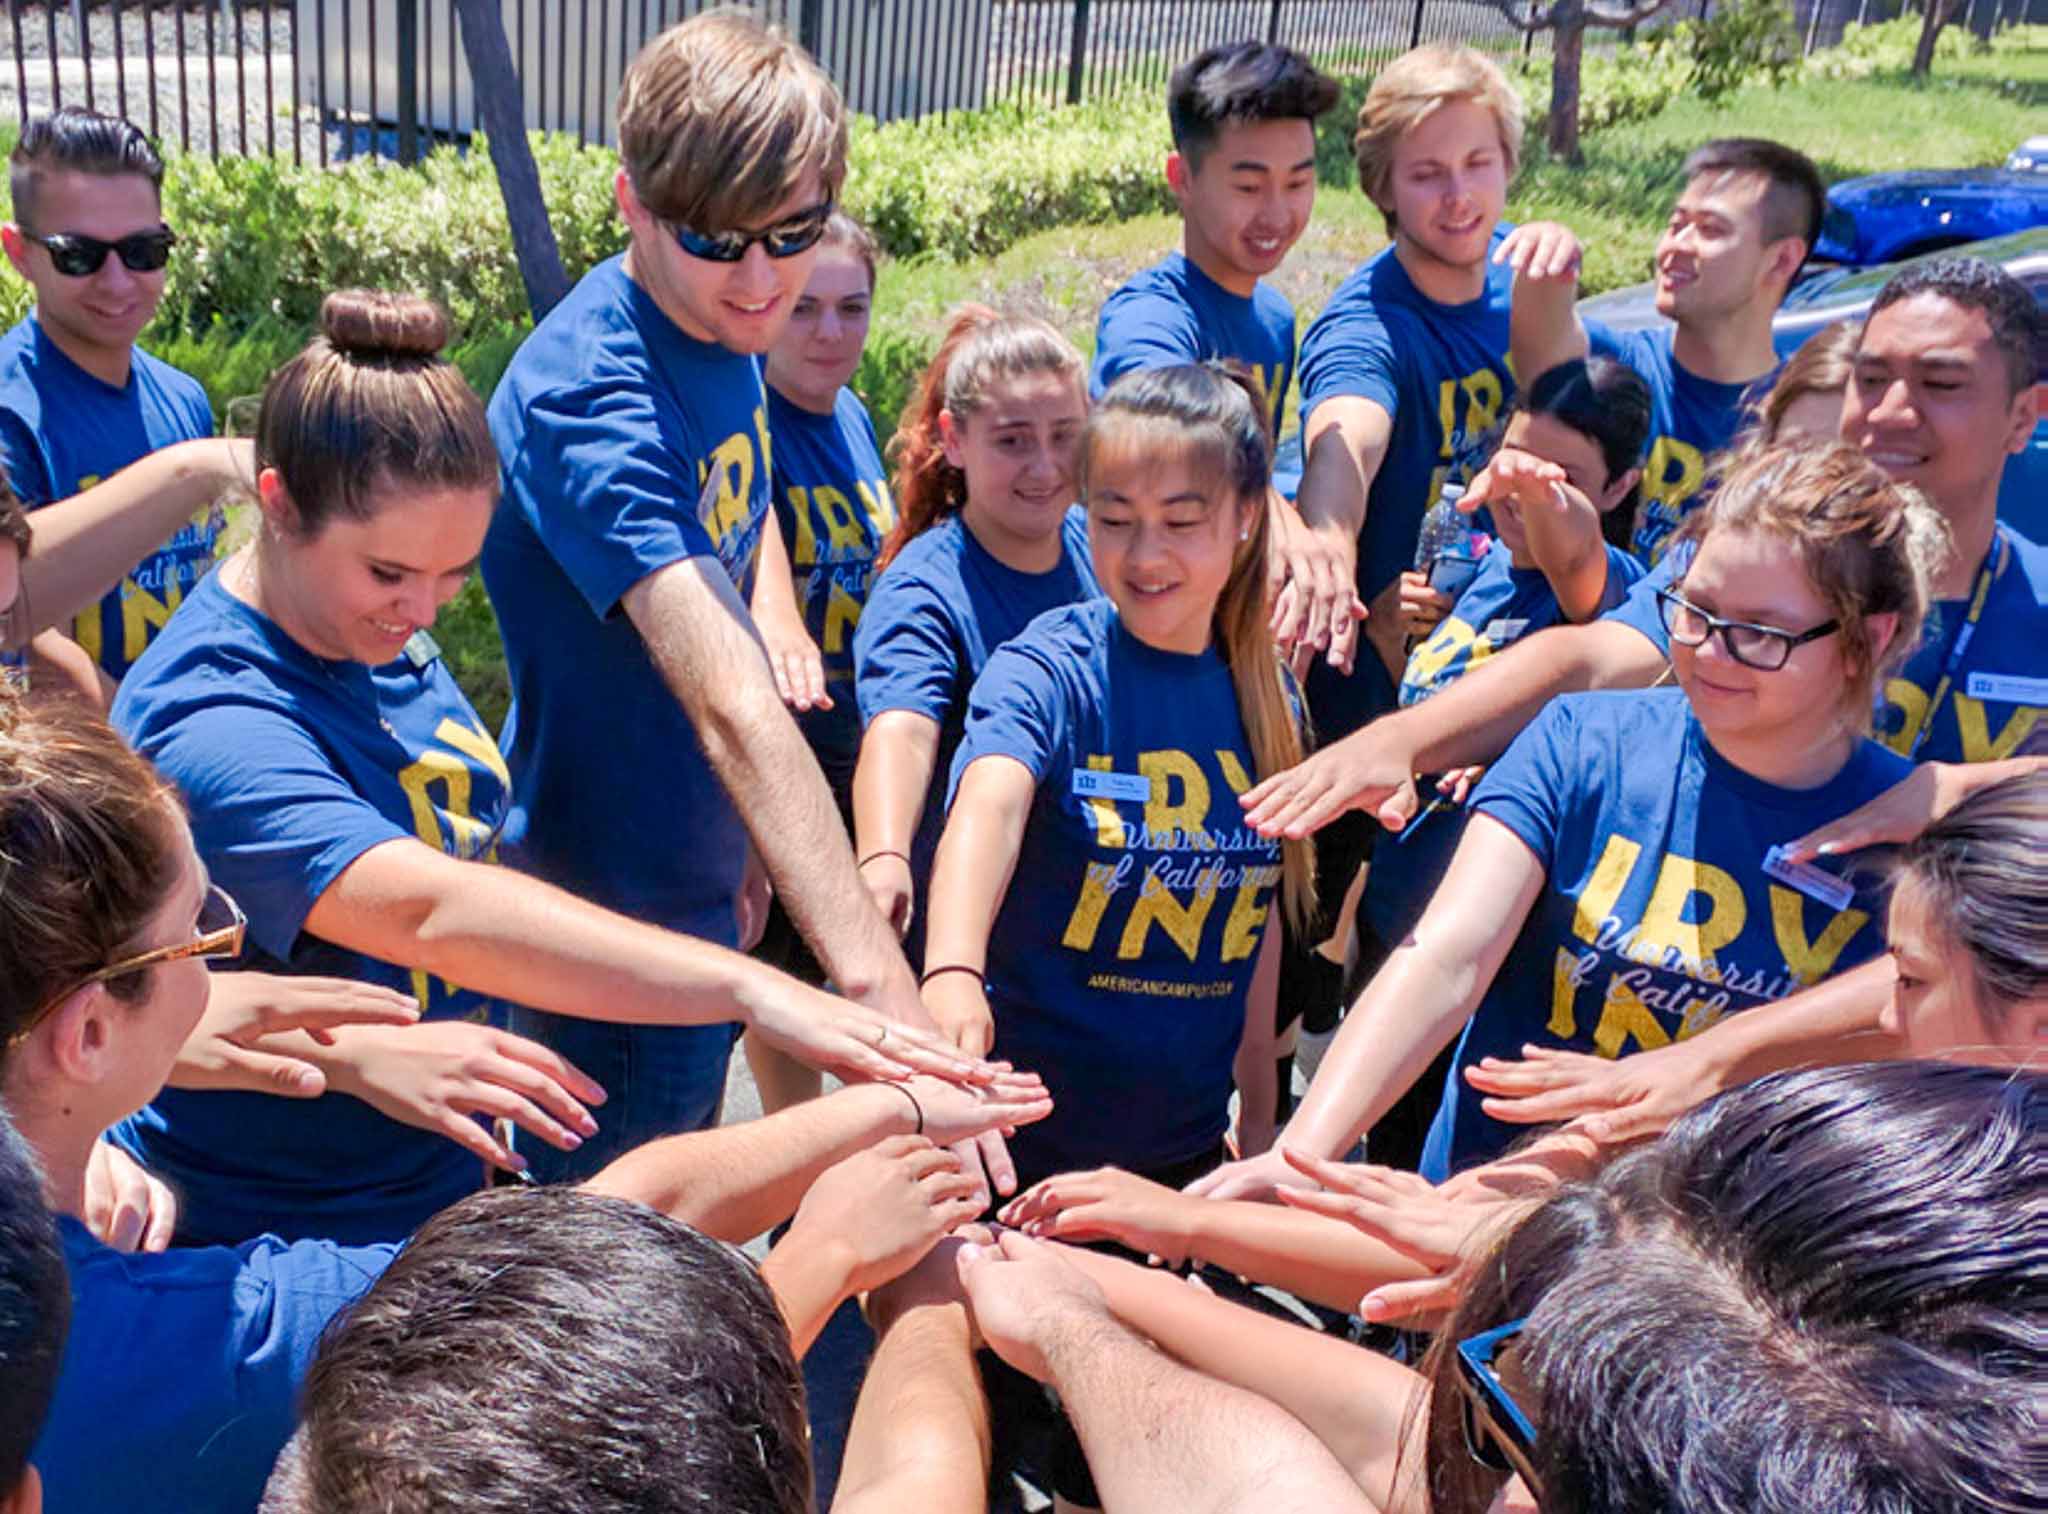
[1072,769,1152,803]
[1964,671,2048,706]
[1762,845,1853,912]
[1483,617,1531,648]
[402,630,442,668]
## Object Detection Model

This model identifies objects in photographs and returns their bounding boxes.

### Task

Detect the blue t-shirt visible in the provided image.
[947,598,1282,1180]
[767,383,897,786]
[1586,323,1766,564]
[1365,543,1647,947]
[1420,689,1910,1178]
[1608,525,2048,765]
[853,507,1100,924]
[35,1214,392,1513]
[110,570,512,1246]
[0,312,216,680]
[1090,252,1297,433]
[1297,227,1517,737]
[483,255,769,943]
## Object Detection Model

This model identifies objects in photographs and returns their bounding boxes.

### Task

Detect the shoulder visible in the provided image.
[1006,597,1113,663]
[1252,280,1295,326]
[114,584,306,747]
[133,345,215,416]
[2000,526,2048,608]
[62,1217,391,1326]
[1060,504,1094,561]
[1104,257,1188,309]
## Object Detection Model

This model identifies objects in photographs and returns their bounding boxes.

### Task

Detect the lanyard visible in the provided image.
[1903,525,2008,760]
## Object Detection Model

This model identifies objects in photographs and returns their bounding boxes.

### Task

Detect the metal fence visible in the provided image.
[4,0,2043,167]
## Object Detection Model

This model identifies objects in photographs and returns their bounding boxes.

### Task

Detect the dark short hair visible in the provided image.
[1869,254,2046,400]
[1516,356,1653,499]
[1682,137,1826,257]
[0,1103,70,1493]
[285,1187,811,1514]
[1168,41,1339,168]
[8,106,165,232]
[1423,1062,2046,1514]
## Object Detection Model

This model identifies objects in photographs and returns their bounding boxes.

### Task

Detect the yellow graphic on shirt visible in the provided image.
[696,407,773,578]
[789,475,897,656]
[66,471,222,667]
[1547,831,1869,1057]
[1879,676,2042,763]
[1424,363,1508,512]
[395,714,511,1009]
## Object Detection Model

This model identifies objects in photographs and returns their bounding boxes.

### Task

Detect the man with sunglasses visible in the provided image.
[0,107,225,686]
[481,13,945,1186]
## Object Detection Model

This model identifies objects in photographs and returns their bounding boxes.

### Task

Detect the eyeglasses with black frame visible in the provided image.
[664,199,834,264]
[24,227,178,278]
[14,883,246,1044]
[1657,586,1840,672]
[1454,1317,1543,1499]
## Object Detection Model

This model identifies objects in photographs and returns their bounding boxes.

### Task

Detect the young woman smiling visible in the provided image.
[108,291,987,1247]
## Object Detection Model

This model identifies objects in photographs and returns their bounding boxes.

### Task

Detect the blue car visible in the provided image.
[1813,147,2048,266]
[1578,229,2048,541]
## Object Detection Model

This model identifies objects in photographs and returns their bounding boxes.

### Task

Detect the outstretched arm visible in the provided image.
[748,507,831,713]
[625,556,924,1019]
[1498,221,1589,390]
[850,709,941,938]
[1272,397,1387,679]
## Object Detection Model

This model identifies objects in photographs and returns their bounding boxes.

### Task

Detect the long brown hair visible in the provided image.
[1078,362,1314,932]
[878,305,1084,571]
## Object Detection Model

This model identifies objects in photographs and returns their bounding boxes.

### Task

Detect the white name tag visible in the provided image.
[1964,671,2048,705]
[1072,769,1152,803]
[1762,846,1853,912]
[1484,617,1531,647]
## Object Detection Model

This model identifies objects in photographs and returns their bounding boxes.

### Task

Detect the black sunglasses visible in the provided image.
[666,200,834,263]
[25,227,178,277]
[1656,586,1840,673]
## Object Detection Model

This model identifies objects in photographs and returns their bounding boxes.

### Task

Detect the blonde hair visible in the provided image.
[1353,45,1524,233]
[0,689,183,1063]
[257,291,497,537]
[618,9,847,234]
[1753,320,1858,444]
[1671,440,1948,725]
[1080,363,1315,933]
[879,305,1085,571]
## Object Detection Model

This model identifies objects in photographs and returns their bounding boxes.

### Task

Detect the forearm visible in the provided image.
[1233,928,1282,1155]
[1691,956,1901,1086]
[1294,407,1377,542]
[584,1080,916,1241]
[1041,1278,1390,1513]
[759,1234,858,1359]
[748,505,804,624]
[17,438,242,634]
[1508,276,1587,390]
[1522,490,1610,624]
[852,713,941,857]
[922,764,1031,975]
[1183,1201,1433,1313]
[833,1302,990,1514]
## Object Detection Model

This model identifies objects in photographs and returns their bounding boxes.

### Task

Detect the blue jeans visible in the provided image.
[506,1009,740,1183]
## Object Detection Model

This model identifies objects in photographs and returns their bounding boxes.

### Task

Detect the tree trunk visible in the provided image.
[454,0,572,321]
[1548,9,1586,162]
[1911,0,1954,75]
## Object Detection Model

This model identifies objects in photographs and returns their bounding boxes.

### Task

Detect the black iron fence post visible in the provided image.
[1409,0,1429,48]
[1066,0,1092,105]
[799,0,824,55]
[1265,0,1285,44]
[397,0,421,165]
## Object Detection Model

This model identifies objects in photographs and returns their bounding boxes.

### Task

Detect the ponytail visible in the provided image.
[1084,363,1314,933]
[879,304,1084,571]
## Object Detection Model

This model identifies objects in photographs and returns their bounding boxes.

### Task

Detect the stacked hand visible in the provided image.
[170,971,421,1098]
[1001,1166,1198,1266]
[791,1135,987,1298]
[84,1139,178,1253]
[954,1228,1114,1384]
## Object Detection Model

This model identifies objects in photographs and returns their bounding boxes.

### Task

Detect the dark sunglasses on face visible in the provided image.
[666,199,834,263]
[25,227,178,277]
[1455,1318,1544,1498]
[1657,585,1840,673]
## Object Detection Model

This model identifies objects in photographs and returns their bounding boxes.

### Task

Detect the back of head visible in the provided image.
[879,304,1083,569]
[1755,319,1859,444]
[256,290,496,538]
[1167,42,1339,169]
[0,1102,68,1496]
[1519,356,1653,493]
[1682,138,1826,256]
[8,106,164,231]
[1893,767,2048,1012]
[0,691,182,1071]
[1870,255,2045,401]
[618,10,847,237]
[1426,1061,2047,1514]
[289,1186,811,1514]
[1353,45,1523,228]
[1672,439,1947,720]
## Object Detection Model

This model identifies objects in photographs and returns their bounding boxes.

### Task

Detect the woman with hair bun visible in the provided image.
[111,291,991,1247]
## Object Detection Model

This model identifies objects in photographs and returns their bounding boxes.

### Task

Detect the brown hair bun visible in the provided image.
[318,290,450,361]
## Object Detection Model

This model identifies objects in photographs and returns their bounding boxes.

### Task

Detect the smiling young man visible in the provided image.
[1089,42,1338,432]
[1502,138,1825,562]
[481,13,932,1178]
[0,109,228,685]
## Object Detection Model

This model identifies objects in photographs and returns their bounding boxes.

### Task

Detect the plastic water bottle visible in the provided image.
[1416,482,1481,599]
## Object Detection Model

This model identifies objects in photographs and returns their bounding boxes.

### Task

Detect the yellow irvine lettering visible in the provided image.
[703,431,755,544]
[813,484,869,555]
[1768,886,1869,986]
[1877,677,1929,756]
[755,404,773,479]
[823,581,861,656]
[787,486,819,567]
[1436,377,1458,458]
[1061,858,1117,951]
[1119,867,1218,962]
[1078,753,1123,847]
[433,716,512,788]
[1572,834,1642,945]
[1548,946,1579,1038]
[120,577,182,662]
[1637,855,1746,966]
[1461,369,1504,438]
[1592,977,1671,1058]
[71,603,101,662]
[1639,436,1706,514]
[1215,749,1253,796]
[1140,749,1210,841]
[1951,694,2042,762]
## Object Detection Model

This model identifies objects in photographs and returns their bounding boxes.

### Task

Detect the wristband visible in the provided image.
[919,963,986,988]
[858,849,910,869]
[887,1080,925,1136]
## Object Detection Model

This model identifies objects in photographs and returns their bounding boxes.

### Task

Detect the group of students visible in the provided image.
[0,11,2040,1514]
